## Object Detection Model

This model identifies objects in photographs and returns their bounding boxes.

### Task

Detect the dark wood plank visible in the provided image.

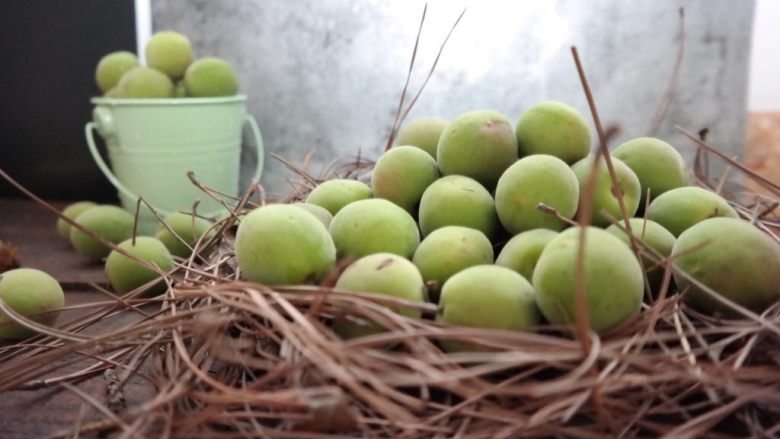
[0,199,156,437]
[0,291,158,438]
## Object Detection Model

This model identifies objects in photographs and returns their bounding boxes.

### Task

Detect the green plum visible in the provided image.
[184,57,238,97]
[115,67,174,98]
[236,205,336,285]
[145,31,194,79]
[612,137,688,204]
[154,212,214,258]
[495,229,558,280]
[69,205,134,262]
[104,237,175,295]
[646,186,738,236]
[329,199,419,259]
[418,175,499,239]
[515,101,592,163]
[292,203,333,228]
[495,154,579,233]
[571,155,641,227]
[333,253,425,339]
[533,227,644,333]
[437,109,518,189]
[0,268,64,339]
[305,179,372,215]
[412,226,494,295]
[606,218,676,291]
[57,201,97,239]
[371,145,440,214]
[95,51,140,93]
[395,117,448,158]
[438,265,539,351]
[673,218,780,315]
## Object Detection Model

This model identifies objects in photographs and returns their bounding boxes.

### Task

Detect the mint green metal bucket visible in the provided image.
[86,95,263,234]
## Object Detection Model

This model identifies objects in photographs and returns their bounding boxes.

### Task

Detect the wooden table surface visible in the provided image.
[0,198,154,438]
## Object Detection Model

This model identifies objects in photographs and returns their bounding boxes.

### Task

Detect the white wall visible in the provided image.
[749,0,780,112]
[136,1,773,112]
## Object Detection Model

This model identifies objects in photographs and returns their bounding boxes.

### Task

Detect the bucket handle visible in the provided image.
[85,114,265,216]
[85,121,158,213]
[244,114,265,183]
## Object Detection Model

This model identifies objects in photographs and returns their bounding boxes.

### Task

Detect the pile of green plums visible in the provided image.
[55,202,217,300]
[232,101,779,348]
[49,100,778,346]
[1,202,219,341]
[95,31,239,98]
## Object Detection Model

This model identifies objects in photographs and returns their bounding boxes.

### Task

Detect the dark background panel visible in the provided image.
[0,0,136,201]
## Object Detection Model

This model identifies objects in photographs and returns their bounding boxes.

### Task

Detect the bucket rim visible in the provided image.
[91,94,248,106]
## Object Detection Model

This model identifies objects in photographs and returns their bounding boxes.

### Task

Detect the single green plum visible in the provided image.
[673,217,780,315]
[395,117,448,158]
[95,51,140,93]
[154,212,214,258]
[495,154,579,233]
[646,186,738,236]
[292,203,334,228]
[104,237,175,295]
[57,201,97,239]
[418,175,499,240]
[184,57,238,97]
[236,205,336,285]
[571,155,642,227]
[438,265,539,351]
[0,268,64,339]
[69,205,134,262]
[329,199,420,259]
[606,218,676,291]
[495,229,558,281]
[305,179,372,215]
[371,145,440,214]
[515,101,592,163]
[612,137,688,204]
[145,31,194,79]
[532,227,644,334]
[333,253,425,339]
[437,109,518,189]
[412,226,494,295]
[115,67,174,98]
